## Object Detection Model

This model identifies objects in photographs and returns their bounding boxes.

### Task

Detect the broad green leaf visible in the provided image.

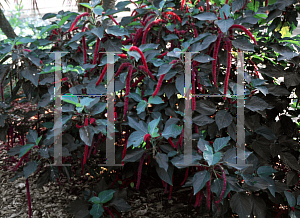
[203,145,221,166]
[90,203,104,218]
[148,117,161,137]
[193,170,211,195]
[284,191,296,207]
[23,161,38,179]
[213,136,230,152]
[93,5,104,15]
[98,190,115,203]
[161,124,182,139]
[19,144,35,158]
[89,197,101,204]
[148,96,164,104]
[79,3,92,9]
[137,100,147,114]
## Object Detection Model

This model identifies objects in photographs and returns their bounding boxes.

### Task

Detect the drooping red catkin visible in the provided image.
[157,52,168,59]
[181,0,186,11]
[115,62,132,78]
[164,181,168,193]
[143,14,156,27]
[133,28,144,45]
[168,138,176,149]
[83,145,89,165]
[195,191,200,207]
[206,0,210,11]
[198,191,204,207]
[176,129,184,149]
[192,69,196,111]
[144,134,151,142]
[103,206,115,218]
[169,175,174,200]
[265,0,268,6]
[142,19,166,44]
[212,33,222,88]
[136,152,147,190]
[224,39,232,99]
[26,178,32,218]
[93,38,100,65]
[225,0,229,3]
[206,180,211,210]
[229,24,257,45]
[199,6,204,12]
[69,12,90,32]
[95,64,107,86]
[131,75,145,88]
[123,66,134,120]
[162,12,182,23]
[152,74,165,97]
[181,167,189,186]
[138,65,156,81]
[117,54,128,59]
[216,166,227,204]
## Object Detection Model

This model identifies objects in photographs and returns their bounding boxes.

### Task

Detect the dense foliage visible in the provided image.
[1,0,300,217]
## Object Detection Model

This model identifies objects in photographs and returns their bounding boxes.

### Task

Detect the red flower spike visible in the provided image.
[93,38,100,65]
[168,138,176,149]
[181,167,189,186]
[130,46,156,81]
[224,38,232,99]
[123,66,134,120]
[117,54,128,59]
[212,33,222,88]
[144,134,151,142]
[181,0,186,11]
[69,12,90,32]
[192,70,196,110]
[142,19,166,44]
[215,167,227,204]
[136,152,147,190]
[115,62,132,78]
[229,24,257,45]
[152,74,165,97]
[162,12,182,23]
[207,180,211,210]
[95,64,108,86]
[206,0,210,11]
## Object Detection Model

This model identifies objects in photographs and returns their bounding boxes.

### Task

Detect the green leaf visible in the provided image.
[219,4,231,19]
[93,5,104,15]
[90,102,107,116]
[127,93,142,102]
[137,100,147,114]
[215,19,234,33]
[58,13,75,26]
[215,110,233,130]
[62,95,79,105]
[91,26,104,39]
[203,145,221,166]
[89,197,101,204]
[157,63,173,77]
[148,117,161,137]
[148,96,164,104]
[193,12,217,21]
[213,136,230,152]
[79,3,92,9]
[106,26,129,37]
[193,170,211,195]
[27,129,38,144]
[19,144,35,158]
[90,203,104,218]
[98,190,115,203]
[16,37,36,45]
[36,136,42,145]
[247,0,259,12]
[127,131,145,148]
[23,161,38,179]
[257,166,277,177]
[284,191,296,207]
[161,124,182,139]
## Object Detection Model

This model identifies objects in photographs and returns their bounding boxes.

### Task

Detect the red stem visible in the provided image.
[181,167,189,186]
[26,178,32,218]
